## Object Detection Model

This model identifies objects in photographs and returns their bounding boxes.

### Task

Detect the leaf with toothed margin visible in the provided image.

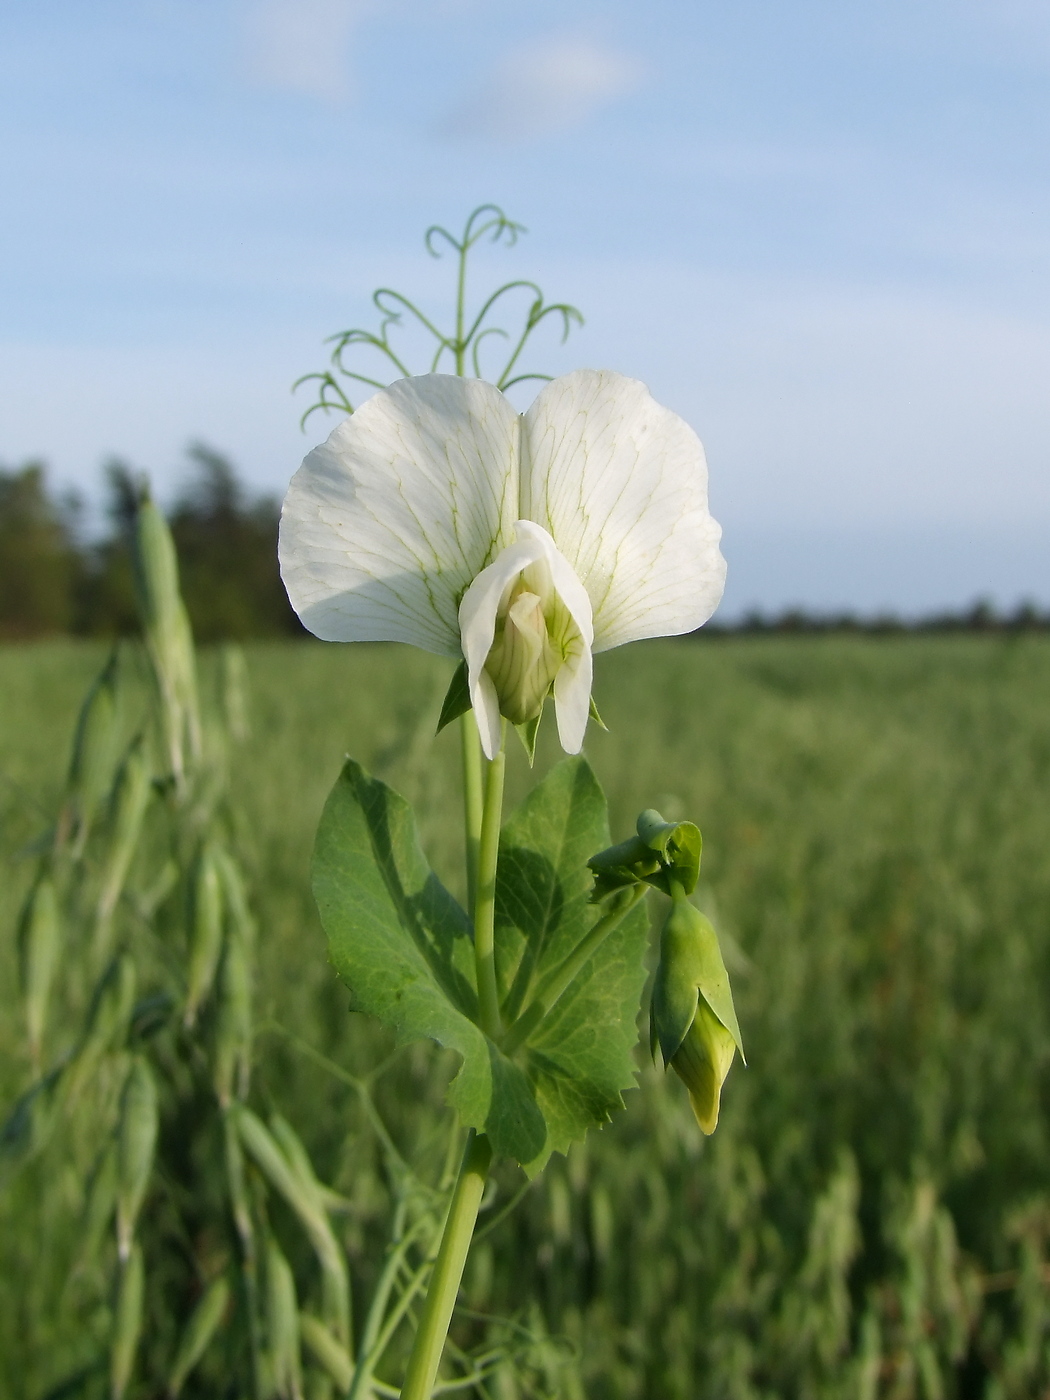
[494,758,650,1175]
[312,760,546,1166]
[312,757,650,1175]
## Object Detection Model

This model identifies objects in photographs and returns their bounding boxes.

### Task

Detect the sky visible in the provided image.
[2,0,1049,617]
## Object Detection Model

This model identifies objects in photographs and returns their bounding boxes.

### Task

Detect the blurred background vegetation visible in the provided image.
[3,617,1050,1396]
[0,452,300,642]
[4,452,1050,1396]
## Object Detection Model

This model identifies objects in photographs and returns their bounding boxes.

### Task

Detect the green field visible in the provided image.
[3,634,1050,1398]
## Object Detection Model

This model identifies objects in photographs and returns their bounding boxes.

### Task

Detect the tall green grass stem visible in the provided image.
[473,729,506,1040]
[399,1131,493,1400]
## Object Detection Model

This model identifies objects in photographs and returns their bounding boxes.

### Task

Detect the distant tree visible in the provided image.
[0,462,81,638]
[73,459,143,636]
[168,443,300,641]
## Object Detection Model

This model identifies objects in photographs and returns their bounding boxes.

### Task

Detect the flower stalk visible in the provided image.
[398,1132,493,1400]
[473,726,506,1041]
[460,715,483,912]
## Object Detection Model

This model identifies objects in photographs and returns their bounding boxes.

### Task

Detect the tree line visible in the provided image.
[0,447,302,641]
[2,449,1047,641]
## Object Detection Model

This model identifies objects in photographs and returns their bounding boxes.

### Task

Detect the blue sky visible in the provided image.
[2,0,1049,614]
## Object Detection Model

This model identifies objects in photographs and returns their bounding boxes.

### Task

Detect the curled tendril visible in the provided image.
[294,203,584,429]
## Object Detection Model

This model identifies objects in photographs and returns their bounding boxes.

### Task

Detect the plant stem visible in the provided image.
[474,732,506,1040]
[503,886,647,1055]
[459,715,483,912]
[399,1132,493,1400]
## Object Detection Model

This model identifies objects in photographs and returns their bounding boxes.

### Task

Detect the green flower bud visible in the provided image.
[667,999,738,1134]
[484,579,563,727]
[588,809,702,902]
[650,893,744,1135]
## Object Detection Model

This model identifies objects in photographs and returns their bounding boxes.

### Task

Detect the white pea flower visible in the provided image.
[279,370,726,759]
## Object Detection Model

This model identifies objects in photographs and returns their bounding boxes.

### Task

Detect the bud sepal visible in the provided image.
[650,890,744,1134]
[588,808,702,902]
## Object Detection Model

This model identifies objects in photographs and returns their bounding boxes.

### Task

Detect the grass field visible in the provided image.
[3,634,1050,1398]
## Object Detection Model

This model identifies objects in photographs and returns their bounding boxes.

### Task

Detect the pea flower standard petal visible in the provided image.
[279,368,726,757]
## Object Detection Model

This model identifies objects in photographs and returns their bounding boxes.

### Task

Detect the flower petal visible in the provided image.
[520,369,727,651]
[279,375,520,654]
[458,522,594,759]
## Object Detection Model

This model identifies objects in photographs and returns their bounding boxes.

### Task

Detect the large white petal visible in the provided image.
[520,369,727,651]
[279,375,520,654]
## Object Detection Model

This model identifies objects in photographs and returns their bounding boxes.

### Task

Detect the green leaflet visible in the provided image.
[312,760,545,1166]
[495,759,650,1173]
[312,757,650,1175]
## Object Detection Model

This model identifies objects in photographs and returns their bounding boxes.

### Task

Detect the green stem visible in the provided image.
[459,716,483,913]
[474,732,506,1040]
[503,886,648,1055]
[399,1132,493,1400]
[349,1211,427,1400]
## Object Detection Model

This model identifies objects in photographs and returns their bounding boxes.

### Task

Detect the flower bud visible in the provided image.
[484,580,563,726]
[650,893,744,1135]
[667,998,738,1134]
[588,809,702,902]
[459,520,593,759]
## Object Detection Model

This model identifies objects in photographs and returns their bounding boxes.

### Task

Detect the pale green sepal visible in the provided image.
[513,709,543,765]
[435,660,472,735]
[658,896,744,1060]
[588,694,608,730]
[636,810,702,896]
[651,928,701,1065]
[588,809,702,902]
[312,759,546,1166]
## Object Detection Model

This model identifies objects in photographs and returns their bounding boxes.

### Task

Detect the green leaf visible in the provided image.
[312,759,546,1165]
[435,660,471,734]
[495,758,650,1174]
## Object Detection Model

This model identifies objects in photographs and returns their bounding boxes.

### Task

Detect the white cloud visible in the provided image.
[243,0,376,103]
[441,36,646,141]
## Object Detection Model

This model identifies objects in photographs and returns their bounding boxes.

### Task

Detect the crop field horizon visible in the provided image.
[3,633,1050,1397]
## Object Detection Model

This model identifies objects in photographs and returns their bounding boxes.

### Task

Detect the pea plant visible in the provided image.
[283,206,743,1398]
